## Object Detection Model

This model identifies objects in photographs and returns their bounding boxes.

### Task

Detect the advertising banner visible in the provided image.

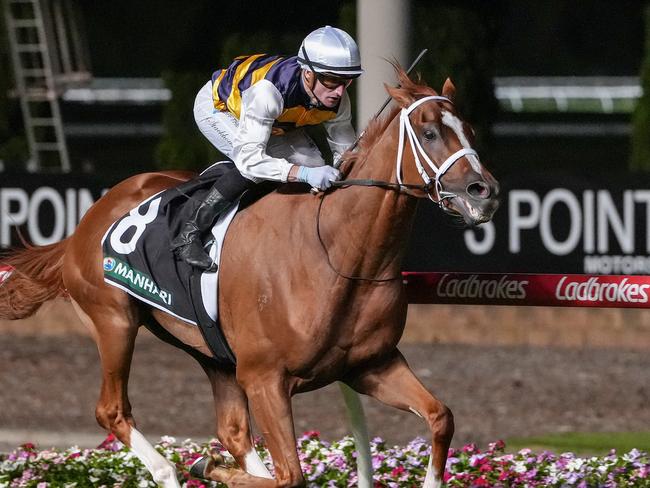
[403,272,650,308]
[0,173,110,248]
[1,171,649,276]
[404,171,650,274]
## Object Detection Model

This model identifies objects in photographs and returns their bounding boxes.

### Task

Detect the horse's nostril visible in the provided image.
[467,181,490,199]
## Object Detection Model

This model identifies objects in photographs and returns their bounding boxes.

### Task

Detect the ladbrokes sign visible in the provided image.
[404,272,650,308]
[555,276,650,303]
[435,273,528,300]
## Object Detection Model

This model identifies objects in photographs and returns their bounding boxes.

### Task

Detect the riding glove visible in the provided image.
[297,165,341,190]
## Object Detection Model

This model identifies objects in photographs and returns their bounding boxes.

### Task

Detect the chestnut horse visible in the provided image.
[0,69,498,487]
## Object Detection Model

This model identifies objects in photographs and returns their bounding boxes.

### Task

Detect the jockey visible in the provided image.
[171,25,363,271]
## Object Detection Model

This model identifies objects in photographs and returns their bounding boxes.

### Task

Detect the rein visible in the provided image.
[316,195,402,283]
[332,178,432,193]
[317,95,481,282]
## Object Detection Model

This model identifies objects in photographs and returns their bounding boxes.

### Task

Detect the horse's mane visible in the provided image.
[342,65,439,168]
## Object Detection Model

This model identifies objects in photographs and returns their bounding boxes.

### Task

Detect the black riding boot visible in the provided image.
[170,187,232,271]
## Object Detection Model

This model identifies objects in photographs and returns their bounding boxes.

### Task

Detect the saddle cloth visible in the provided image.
[101,162,239,365]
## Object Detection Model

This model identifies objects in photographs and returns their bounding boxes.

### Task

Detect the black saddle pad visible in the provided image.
[102,162,241,365]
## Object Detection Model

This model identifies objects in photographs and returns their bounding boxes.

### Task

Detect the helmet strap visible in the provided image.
[300,46,325,107]
[300,45,317,74]
[301,65,326,108]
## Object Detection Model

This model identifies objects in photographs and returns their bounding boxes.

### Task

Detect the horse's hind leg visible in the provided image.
[71,299,181,488]
[199,362,272,479]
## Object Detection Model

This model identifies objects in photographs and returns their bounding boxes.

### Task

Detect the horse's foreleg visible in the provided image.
[74,300,181,488]
[338,382,373,488]
[201,364,273,479]
[347,351,454,488]
[206,371,304,487]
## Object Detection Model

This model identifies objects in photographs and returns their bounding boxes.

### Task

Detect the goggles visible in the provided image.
[316,73,354,90]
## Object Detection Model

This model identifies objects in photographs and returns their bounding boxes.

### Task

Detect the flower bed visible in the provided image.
[0,433,648,487]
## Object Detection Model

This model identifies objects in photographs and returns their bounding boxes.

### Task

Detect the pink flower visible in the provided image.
[479,463,492,472]
[489,439,506,452]
[462,443,478,453]
[473,476,491,486]
[499,470,512,480]
[391,466,406,478]
[185,480,206,487]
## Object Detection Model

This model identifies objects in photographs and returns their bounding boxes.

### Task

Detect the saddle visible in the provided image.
[102,162,258,365]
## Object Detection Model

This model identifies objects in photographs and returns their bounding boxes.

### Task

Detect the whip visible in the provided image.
[341,48,429,159]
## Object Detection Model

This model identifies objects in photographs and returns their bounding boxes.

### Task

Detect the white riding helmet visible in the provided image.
[297,26,363,78]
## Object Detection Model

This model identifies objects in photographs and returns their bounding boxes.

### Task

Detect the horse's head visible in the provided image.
[385,70,499,226]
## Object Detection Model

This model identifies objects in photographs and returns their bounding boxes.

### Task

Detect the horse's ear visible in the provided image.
[384,83,414,108]
[442,78,456,101]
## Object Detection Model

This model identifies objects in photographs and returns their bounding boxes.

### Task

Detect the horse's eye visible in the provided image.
[424,130,436,141]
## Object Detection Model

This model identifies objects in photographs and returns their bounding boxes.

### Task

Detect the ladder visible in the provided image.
[3,0,71,172]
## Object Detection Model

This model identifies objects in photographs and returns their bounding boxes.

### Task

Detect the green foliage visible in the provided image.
[155,71,219,171]
[631,3,650,172]
[413,2,499,159]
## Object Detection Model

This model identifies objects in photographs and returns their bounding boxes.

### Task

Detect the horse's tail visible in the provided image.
[0,239,68,320]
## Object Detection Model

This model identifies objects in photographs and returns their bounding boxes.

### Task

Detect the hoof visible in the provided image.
[189,456,209,479]
[189,453,225,479]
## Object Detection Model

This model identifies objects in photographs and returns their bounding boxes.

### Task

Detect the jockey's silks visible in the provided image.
[211,54,338,131]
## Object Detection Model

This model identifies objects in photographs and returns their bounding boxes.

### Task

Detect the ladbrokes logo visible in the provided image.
[436,274,528,300]
[555,276,650,303]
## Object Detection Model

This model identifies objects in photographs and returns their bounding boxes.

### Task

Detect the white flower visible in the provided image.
[513,460,528,473]
[567,458,584,471]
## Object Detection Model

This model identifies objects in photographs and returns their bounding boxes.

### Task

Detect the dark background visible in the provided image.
[2,1,647,176]
[79,1,644,77]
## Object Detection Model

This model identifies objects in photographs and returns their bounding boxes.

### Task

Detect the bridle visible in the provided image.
[318,95,481,282]
[333,95,480,208]
[396,95,479,204]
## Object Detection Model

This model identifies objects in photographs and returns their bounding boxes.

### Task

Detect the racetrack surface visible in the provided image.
[1,332,648,453]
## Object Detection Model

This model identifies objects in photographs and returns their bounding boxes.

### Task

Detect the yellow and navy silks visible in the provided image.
[211,54,338,132]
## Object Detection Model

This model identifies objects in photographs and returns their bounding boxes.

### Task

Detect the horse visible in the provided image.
[0,67,499,487]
